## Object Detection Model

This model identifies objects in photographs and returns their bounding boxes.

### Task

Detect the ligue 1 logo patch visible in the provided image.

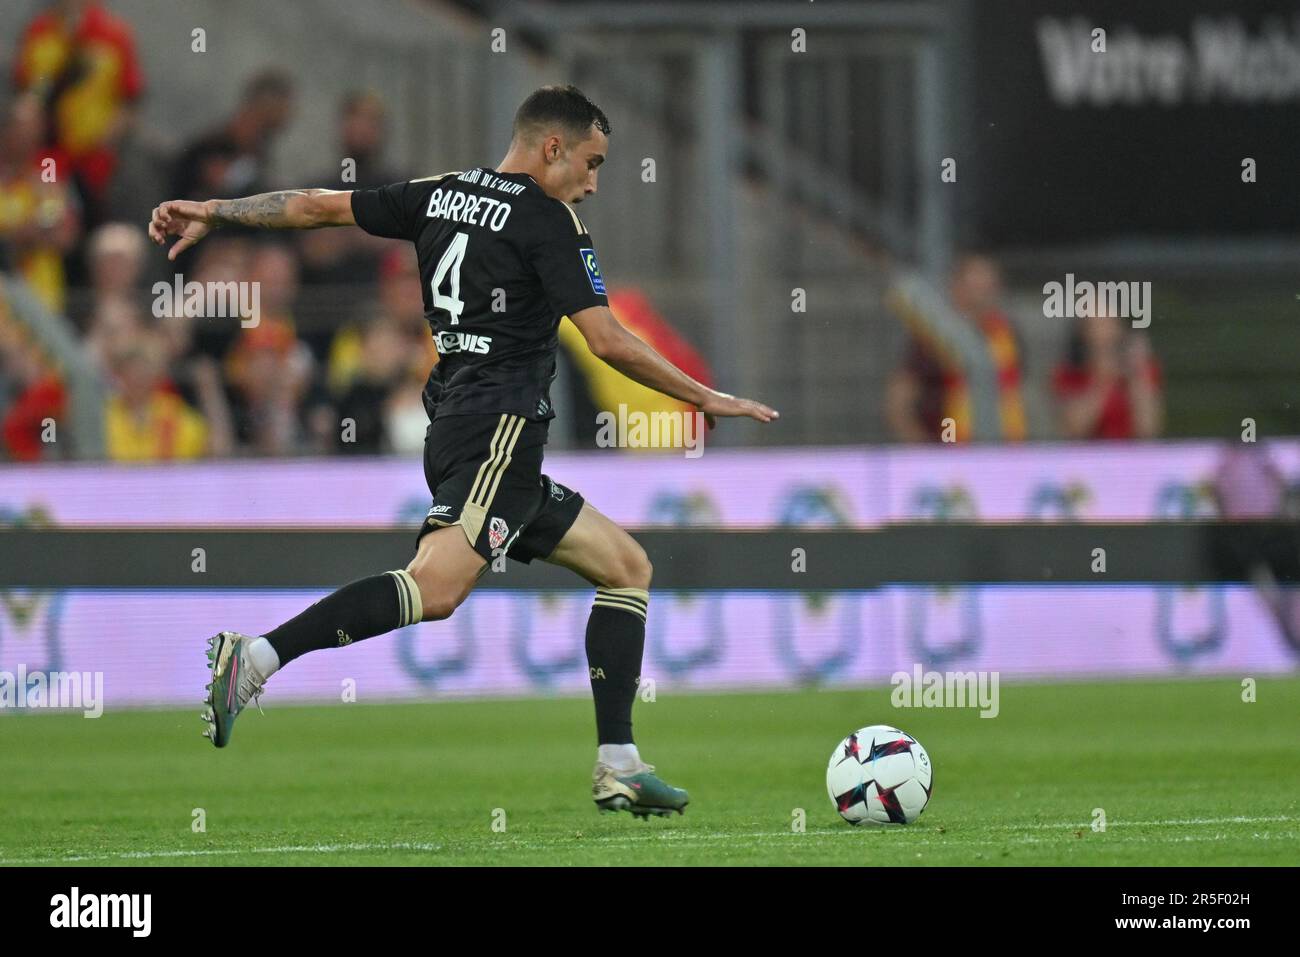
[580,247,606,295]
[488,516,509,550]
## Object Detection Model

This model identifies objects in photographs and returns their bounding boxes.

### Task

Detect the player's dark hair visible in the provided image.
[512,85,611,147]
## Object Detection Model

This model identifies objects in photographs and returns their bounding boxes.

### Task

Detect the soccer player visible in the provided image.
[147,85,778,818]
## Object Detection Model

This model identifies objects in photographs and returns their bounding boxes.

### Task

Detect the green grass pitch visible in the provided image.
[1,677,1297,866]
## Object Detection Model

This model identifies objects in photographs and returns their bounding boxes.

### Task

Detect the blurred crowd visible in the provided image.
[0,1,1165,464]
[0,0,441,463]
[886,254,1164,444]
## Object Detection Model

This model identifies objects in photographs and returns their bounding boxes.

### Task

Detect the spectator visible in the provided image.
[1052,310,1162,440]
[0,300,66,462]
[75,221,146,326]
[223,318,317,456]
[334,316,408,453]
[170,70,295,203]
[104,333,207,461]
[156,309,235,458]
[335,90,405,190]
[11,0,144,228]
[298,91,410,312]
[0,92,80,314]
[326,246,433,393]
[886,255,1027,443]
[385,364,431,455]
[248,243,300,327]
[184,237,255,360]
[83,296,143,371]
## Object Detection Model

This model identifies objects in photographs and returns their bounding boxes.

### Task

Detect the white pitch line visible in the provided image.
[502,832,1299,853]
[2,815,1294,865]
[0,841,442,866]
[5,830,1294,864]
[1018,814,1299,829]
[553,814,1300,843]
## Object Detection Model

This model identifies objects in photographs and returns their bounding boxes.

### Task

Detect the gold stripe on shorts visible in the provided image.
[460,414,525,547]
[468,414,525,510]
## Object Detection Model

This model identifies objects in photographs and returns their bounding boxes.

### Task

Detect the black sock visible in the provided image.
[265,570,422,667]
[585,586,649,745]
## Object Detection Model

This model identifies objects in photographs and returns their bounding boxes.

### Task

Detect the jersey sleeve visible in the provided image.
[527,203,610,319]
[349,181,427,240]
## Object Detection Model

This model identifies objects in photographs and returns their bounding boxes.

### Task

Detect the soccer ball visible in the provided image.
[826,725,932,825]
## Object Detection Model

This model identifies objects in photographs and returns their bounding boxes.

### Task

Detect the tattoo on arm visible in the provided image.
[208,189,329,228]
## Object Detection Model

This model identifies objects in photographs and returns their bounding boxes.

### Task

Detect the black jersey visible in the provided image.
[350,167,609,423]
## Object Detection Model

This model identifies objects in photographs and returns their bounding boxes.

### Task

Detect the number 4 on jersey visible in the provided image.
[431,231,469,325]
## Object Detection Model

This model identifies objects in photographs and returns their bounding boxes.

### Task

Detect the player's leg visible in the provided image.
[203,526,485,747]
[201,413,510,748]
[545,501,651,761]
[266,525,484,660]
[542,502,688,816]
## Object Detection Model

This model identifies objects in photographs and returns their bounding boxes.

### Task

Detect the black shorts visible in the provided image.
[417,412,585,565]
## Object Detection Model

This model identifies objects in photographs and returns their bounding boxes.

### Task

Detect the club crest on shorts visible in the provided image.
[488,516,509,550]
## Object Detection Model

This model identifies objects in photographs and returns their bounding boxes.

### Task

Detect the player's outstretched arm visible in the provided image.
[568,305,779,429]
[147,189,356,260]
